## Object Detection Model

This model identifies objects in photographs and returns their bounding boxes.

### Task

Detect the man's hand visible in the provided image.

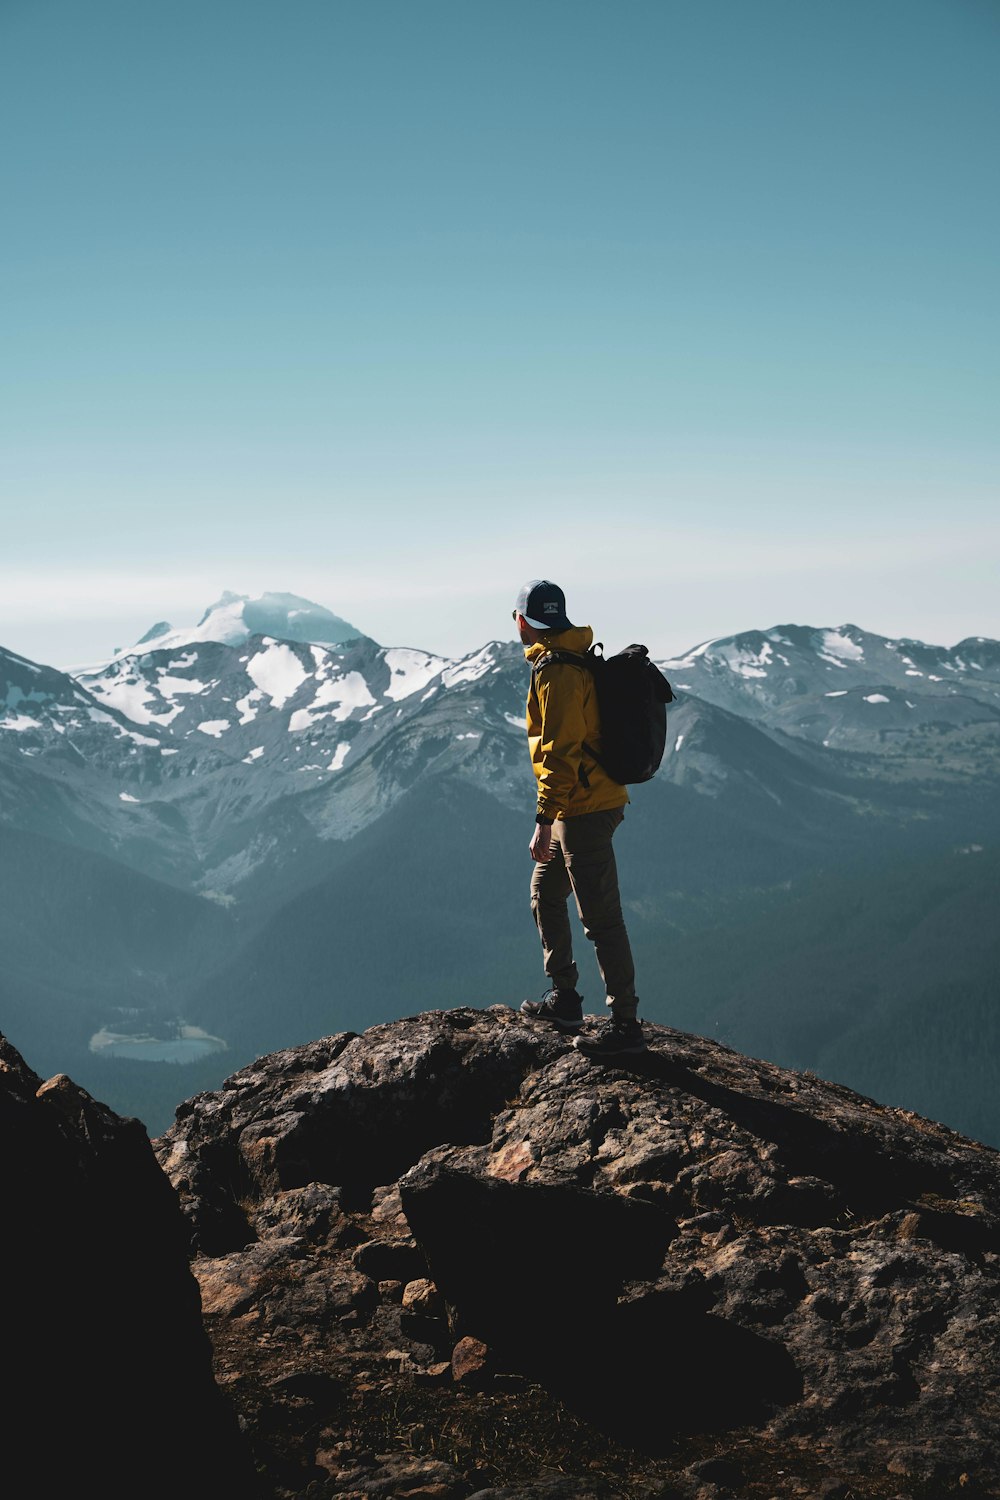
[529,822,554,862]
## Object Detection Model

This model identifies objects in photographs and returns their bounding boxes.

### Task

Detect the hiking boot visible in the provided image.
[573,1017,647,1058]
[519,987,584,1033]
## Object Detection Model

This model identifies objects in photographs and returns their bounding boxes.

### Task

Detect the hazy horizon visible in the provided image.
[4,581,998,678]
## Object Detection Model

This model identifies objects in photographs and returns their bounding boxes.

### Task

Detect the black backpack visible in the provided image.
[531,643,674,785]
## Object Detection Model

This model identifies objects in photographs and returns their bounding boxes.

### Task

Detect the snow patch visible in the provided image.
[84,707,157,745]
[197,720,231,737]
[863,694,890,704]
[86,676,177,726]
[155,674,208,696]
[328,742,351,771]
[119,792,139,803]
[236,688,264,724]
[442,646,497,687]
[820,629,865,663]
[726,640,773,679]
[246,642,308,709]
[824,691,848,698]
[243,746,265,763]
[674,733,685,751]
[383,647,447,700]
[290,672,376,730]
[0,712,43,731]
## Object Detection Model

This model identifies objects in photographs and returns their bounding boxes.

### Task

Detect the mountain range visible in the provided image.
[2,591,998,1139]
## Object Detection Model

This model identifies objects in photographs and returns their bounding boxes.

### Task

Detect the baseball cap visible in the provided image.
[514,579,573,631]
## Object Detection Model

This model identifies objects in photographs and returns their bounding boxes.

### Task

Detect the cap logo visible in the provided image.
[543,602,558,614]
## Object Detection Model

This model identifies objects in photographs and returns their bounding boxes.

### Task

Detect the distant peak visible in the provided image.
[135,620,172,645]
[134,592,373,654]
[196,591,244,627]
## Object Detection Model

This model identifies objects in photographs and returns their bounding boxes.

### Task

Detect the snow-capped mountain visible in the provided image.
[73,591,368,673]
[5,602,999,899]
[73,630,528,826]
[661,624,1000,748]
[0,645,162,753]
[76,635,450,771]
[4,611,533,889]
[0,642,214,883]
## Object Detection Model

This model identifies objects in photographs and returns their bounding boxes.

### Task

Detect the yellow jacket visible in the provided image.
[524,625,629,820]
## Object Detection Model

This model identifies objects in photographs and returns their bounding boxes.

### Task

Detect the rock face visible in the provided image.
[155,1007,1000,1499]
[0,1034,258,1500]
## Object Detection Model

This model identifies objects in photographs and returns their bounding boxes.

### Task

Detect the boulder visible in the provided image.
[0,1034,258,1499]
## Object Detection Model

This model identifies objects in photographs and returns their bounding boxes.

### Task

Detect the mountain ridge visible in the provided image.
[3,601,998,1144]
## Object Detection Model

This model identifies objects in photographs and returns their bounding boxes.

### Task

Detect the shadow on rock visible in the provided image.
[600,1289,803,1446]
[400,1164,801,1452]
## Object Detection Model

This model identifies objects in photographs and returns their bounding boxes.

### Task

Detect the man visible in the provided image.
[514,578,646,1057]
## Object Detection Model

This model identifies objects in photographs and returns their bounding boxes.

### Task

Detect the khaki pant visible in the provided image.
[530,807,637,1021]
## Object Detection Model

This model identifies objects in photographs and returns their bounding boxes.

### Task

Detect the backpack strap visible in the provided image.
[530,648,593,677]
[530,649,604,783]
[581,741,604,773]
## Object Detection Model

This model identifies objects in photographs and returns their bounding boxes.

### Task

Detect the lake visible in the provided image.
[89,1023,227,1064]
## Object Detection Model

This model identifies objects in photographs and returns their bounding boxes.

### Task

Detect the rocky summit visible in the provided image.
[151,1006,1000,1500]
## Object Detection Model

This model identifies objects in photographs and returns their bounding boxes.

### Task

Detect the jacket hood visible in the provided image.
[524,625,594,663]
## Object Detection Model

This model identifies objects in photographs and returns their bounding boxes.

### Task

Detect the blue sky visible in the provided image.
[2,0,997,665]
